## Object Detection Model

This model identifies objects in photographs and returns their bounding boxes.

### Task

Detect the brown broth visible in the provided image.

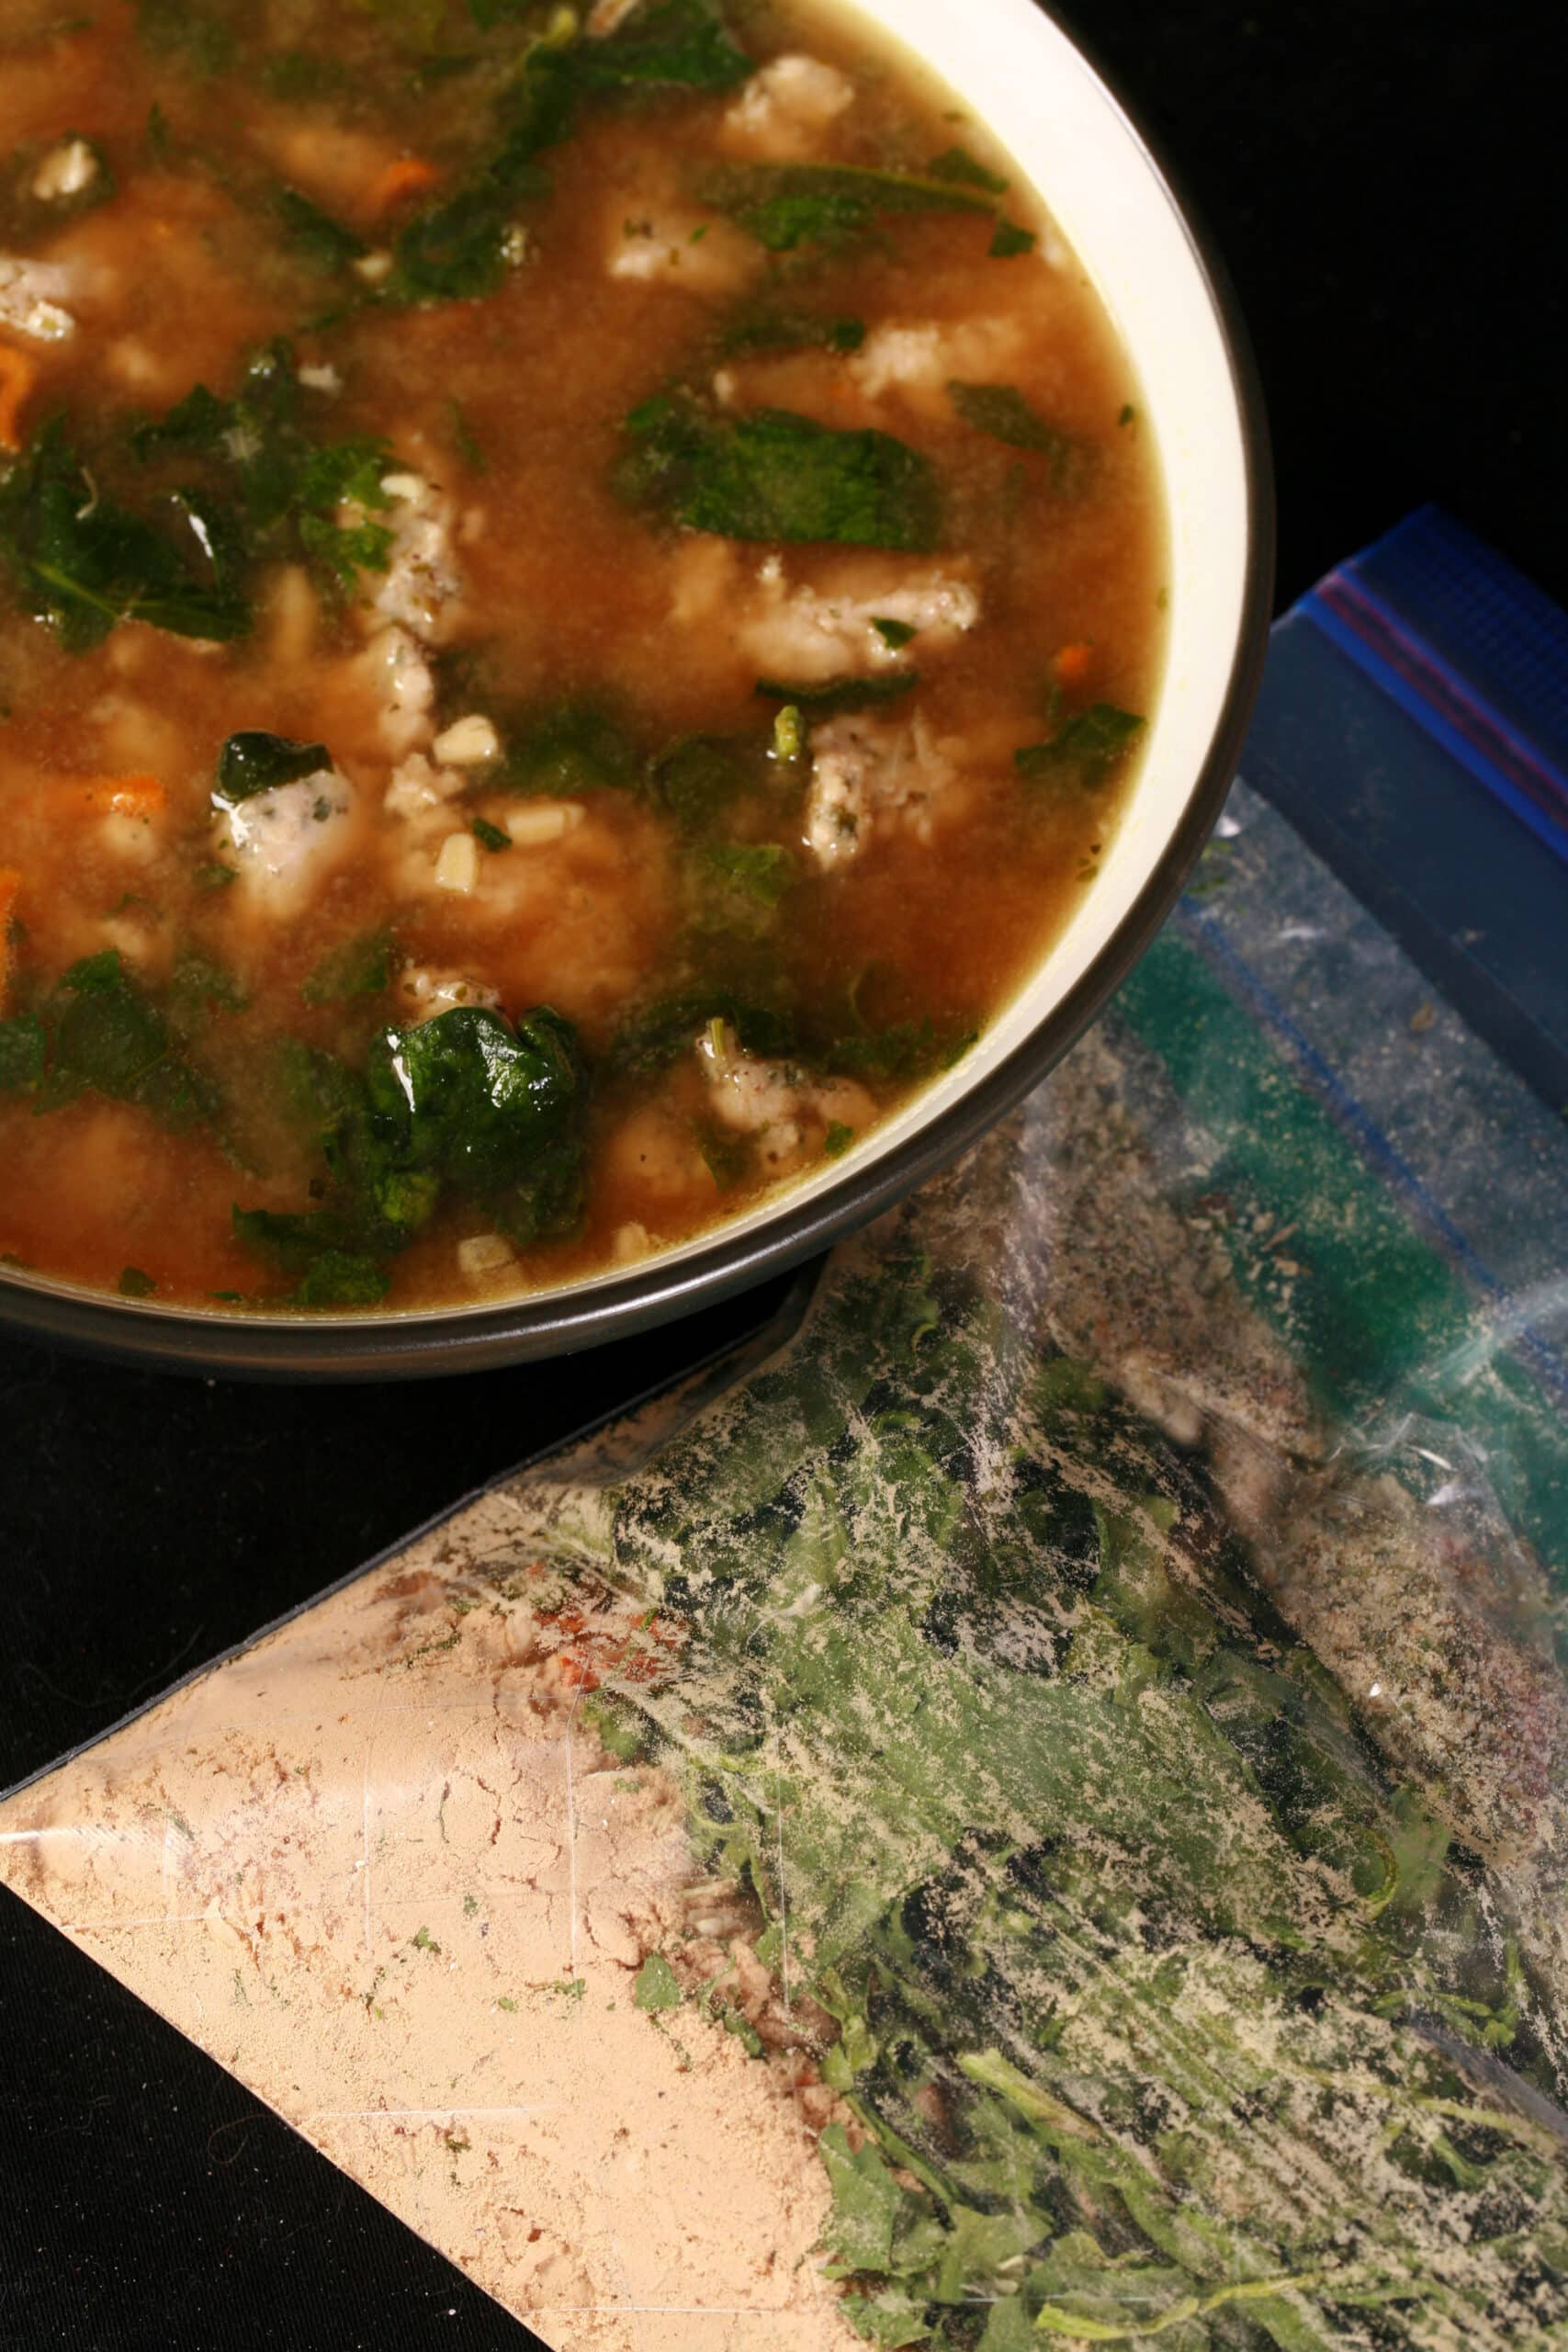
[0,0,1165,1313]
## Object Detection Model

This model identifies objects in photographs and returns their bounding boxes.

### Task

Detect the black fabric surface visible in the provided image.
[2,4,1560,2345]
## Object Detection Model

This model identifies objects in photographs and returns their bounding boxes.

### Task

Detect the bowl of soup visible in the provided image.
[0,0,1270,1375]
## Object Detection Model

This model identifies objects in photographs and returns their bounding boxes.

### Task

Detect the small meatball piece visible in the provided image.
[849,318,1030,417]
[738,555,981,683]
[31,139,102,205]
[371,473,464,642]
[384,750,464,831]
[219,769,360,914]
[695,1034,877,1170]
[396,967,503,1023]
[605,207,755,294]
[359,625,438,757]
[604,1103,718,1213]
[803,715,959,869]
[0,254,74,342]
[720,56,855,161]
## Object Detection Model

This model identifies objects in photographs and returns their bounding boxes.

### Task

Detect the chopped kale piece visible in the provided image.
[620,395,942,550]
[33,951,220,1129]
[1014,703,1145,787]
[989,216,1037,257]
[135,0,235,74]
[117,1266,157,1298]
[169,954,249,1020]
[872,616,917,650]
[691,842,792,938]
[650,733,758,832]
[0,421,251,652]
[822,1014,977,1082]
[575,0,750,91]
[236,1004,589,1288]
[924,144,1009,195]
[470,816,511,853]
[608,991,795,1076]
[300,929,396,1007]
[502,700,638,797]
[706,161,996,254]
[446,398,488,473]
[276,187,367,271]
[946,380,1083,488]
[292,1250,390,1307]
[0,1015,45,1094]
[718,311,866,358]
[131,346,396,605]
[367,1004,587,1243]
[823,1120,855,1159]
[754,670,919,715]
[215,731,332,806]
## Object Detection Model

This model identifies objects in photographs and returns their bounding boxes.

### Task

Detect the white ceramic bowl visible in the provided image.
[0,0,1272,1376]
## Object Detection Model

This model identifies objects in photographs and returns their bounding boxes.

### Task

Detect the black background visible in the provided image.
[2,3,1562,2345]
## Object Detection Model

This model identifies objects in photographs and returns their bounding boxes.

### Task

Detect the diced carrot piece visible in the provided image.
[1052,641,1094,691]
[53,774,167,821]
[0,869,21,1015]
[100,775,167,821]
[371,157,441,213]
[0,342,39,453]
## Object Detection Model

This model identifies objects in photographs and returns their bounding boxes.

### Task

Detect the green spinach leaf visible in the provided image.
[215,731,332,806]
[300,929,395,1007]
[0,421,251,651]
[619,395,942,550]
[946,380,1081,488]
[34,951,221,1128]
[1014,703,1145,788]
[705,160,994,254]
[754,670,919,715]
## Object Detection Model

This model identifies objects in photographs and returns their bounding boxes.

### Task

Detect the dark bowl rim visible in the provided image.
[0,6,1276,1382]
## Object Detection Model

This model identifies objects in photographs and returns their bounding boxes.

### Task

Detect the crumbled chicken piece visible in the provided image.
[218,769,358,910]
[361,627,438,758]
[720,55,855,160]
[372,472,464,641]
[604,1103,718,1209]
[384,751,463,827]
[613,1220,658,1264]
[353,250,393,286]
[457,1232,514,1281]
[297,361,342,395]
[586,0,641,31]
[31,139,100,204]
[606,208,754,293]
[738,554,981,682]
[849,316,1029,413]
[695,1033,877,1171]
[0,255,75,341]
[432,713,502,766]
[396,967,503,1022]
[803,714,958,868]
